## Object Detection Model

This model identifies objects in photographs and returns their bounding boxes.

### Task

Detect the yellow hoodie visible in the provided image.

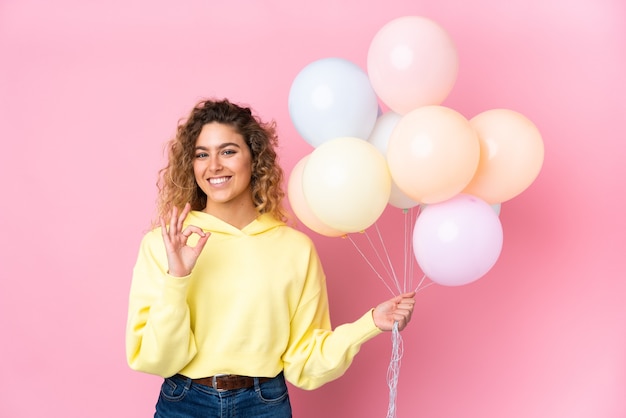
[126,211,382,390]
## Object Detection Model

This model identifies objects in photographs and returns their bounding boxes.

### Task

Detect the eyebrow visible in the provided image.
[195,142,242,151]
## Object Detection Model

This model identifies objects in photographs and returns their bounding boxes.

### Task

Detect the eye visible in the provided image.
[195,152,209,159]
[222,149,236,156]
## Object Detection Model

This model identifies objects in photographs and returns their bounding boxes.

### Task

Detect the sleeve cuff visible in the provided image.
[160,274,191,305]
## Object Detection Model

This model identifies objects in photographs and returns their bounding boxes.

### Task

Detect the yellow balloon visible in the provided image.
[462,109,544,203]
[302,137,391,233]
[287,156,346,237]
[387,105,480,204]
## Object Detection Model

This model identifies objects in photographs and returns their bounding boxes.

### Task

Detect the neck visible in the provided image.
[202,201,259,230]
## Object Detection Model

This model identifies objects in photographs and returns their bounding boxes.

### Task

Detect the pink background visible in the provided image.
[1,0,625,417]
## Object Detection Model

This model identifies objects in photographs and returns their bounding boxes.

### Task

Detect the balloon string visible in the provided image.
[346,212,434,418]
[386,321,403,418]
[361,228,395,289]
[345,208,432,418]
[411,207,420,290]
[404,206,420,292]
[372,222,402,293]
[403,212,409,293]
[404,209,412,292]
[414,274,426,292]
[347,207,428,296]
[346,234,396,296]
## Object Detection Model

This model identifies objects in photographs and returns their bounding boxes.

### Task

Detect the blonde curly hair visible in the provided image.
[155,98,287,224]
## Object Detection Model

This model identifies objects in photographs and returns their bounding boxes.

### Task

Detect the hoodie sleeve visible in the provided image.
[281,245,383,390]
[125,229,198,377]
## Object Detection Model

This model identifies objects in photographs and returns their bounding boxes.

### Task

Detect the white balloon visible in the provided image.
[367,111,402,153]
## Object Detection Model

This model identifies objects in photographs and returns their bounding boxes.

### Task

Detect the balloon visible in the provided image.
[367,111,419,209]
[302,137,391,233]
[413,194,503,286]
[367,16,459,115]
[387,105,480,204]
[287,156,346,237]
[462,109,544,203]
[491,202,502,216]
[288,57,379,148]
[368,111,402,151]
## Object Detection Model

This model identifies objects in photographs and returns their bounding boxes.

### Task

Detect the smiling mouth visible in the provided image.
[209,176,231,185]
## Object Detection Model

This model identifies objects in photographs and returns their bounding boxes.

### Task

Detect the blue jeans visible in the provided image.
[154,372,292,418]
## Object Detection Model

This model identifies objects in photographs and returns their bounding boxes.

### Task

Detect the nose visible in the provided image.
[208,155,222,171]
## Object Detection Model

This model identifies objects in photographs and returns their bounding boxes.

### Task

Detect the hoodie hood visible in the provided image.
[185,211,285,236]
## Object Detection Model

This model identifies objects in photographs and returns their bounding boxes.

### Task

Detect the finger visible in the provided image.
[397,301,415,310]
[179,227,191,239]
[394,308,412,320]
[393,315,406,331]
[397,299,415,310]
[183,225,205,238]
[178,203,191,232]
[194,231,211,253]
[182,202,191,215]
[395,312,411,330]
[391,292,415,305]
[395,306,413,320]
[404,309,413,323]
[169,205,179,237]
[399,293,416,303]
[160,216,169,242]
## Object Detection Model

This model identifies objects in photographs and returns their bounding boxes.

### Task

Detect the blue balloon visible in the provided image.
[288,57,379,148]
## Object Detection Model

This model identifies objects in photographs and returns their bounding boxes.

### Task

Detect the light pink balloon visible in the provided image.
[413,194,503,286]
[287,156,346,237]
[367,16,459,115]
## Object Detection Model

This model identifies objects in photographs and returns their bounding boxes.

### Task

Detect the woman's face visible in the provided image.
[193,122,254,212]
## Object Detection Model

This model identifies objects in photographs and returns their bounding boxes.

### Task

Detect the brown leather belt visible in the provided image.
[179,374,272,390]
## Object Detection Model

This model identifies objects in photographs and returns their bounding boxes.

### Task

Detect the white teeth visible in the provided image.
[209,177,229,185]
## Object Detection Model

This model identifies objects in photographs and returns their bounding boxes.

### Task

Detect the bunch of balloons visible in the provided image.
[287,16,544,287]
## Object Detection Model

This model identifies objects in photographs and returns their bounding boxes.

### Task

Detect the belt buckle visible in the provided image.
[212,374,227,390]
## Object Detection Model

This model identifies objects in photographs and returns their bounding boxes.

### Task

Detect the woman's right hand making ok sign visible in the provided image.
[159,203,210,277]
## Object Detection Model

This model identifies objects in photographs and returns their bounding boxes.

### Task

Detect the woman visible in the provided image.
[126,98,416,417]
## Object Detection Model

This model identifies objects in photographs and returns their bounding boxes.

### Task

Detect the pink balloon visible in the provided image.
[367,16,459,115]
[413,194,503,286]
[287,156,346,237]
